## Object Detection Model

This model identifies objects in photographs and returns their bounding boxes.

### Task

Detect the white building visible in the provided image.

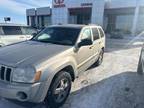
[26,0,144,35]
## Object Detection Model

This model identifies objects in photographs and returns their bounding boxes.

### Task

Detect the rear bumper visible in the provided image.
[0,81,48,103]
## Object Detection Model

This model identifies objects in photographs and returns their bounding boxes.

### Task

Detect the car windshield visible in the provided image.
[32,27,81,46]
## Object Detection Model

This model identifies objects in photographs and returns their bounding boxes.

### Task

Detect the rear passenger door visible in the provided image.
[1,26,27,45]
[92,27,101,58]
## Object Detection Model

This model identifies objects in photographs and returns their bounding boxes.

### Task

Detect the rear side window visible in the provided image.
[3,26,22,35]
[92,28,100,40]
[98,28,105,38]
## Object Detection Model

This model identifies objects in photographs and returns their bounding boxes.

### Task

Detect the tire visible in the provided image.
[95,49,104,66]
[45,71,72,108]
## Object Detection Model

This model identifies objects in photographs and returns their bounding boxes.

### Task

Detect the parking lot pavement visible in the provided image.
[0,36,144,108]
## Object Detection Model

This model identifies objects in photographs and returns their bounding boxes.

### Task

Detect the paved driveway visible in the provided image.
[0,36,144,108]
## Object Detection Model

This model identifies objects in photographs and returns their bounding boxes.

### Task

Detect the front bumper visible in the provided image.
[0,81,48,103]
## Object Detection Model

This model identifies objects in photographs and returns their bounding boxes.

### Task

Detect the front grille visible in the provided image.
[0,66,12,82]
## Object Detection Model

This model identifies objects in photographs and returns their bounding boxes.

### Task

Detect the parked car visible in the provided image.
[137,45,144,75]
[0,23,37,46]
[0,24,105,108]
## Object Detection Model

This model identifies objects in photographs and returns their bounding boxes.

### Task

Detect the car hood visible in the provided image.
[0,41,71,67]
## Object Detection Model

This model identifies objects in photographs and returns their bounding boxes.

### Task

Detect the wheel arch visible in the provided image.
[52,65,76,82]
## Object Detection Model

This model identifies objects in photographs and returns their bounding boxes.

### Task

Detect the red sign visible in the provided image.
[53,0,65,8]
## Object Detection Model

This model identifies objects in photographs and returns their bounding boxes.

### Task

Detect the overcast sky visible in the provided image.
[0,0,52,24]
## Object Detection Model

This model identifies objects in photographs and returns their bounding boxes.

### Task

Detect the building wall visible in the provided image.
[26,7,51,28]
[106,0,139,9]
[136,7,144,34]
[109,0,137,8]
[52,8,68,24]
[37,7,51,16]
[63,0,93,8]
[26,9,36,27]
[91,0,105,26]
[26,0,144,35]
[105,0,144,35]
[106,0,144,8]
[52,0,105,26]
[140,0,144,6]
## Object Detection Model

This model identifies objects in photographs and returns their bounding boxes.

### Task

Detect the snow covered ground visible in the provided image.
[0,35,144,108]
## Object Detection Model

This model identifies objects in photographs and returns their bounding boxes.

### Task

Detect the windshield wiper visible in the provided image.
[31,39,71,45]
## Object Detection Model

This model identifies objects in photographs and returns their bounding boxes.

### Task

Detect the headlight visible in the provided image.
[12,67,37,83]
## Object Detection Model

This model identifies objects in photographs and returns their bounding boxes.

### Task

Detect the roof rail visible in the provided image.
[88,24,98,26]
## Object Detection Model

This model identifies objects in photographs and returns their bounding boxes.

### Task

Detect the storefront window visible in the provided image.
[38,16,51,28]
[106,14,134,34]
[43,16,51,27]
[30,16,36,27]
[116,14,134,34]
[68,8,92,25]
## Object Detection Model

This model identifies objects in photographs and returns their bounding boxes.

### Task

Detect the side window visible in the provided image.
[98,28,105,38]
[3,26,22,35]
[92,28,100,40]
[81,28,92,41]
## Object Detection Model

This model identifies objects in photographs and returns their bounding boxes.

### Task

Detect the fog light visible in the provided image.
[17,92,27,100]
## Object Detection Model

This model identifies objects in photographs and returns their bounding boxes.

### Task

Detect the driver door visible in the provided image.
[76,27,95,73]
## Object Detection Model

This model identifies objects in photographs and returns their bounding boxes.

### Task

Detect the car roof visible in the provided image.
[0,23,29,27]
[49,24,100,29]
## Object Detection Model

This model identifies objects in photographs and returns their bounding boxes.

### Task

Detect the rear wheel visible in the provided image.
[95,49,104,66]
[45,71,72,108]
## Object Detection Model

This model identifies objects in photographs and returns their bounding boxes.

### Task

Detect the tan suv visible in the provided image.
[0,24,105,108]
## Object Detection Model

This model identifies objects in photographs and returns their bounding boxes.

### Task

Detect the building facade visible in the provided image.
[26,7,51,28]
[26,0,144,35]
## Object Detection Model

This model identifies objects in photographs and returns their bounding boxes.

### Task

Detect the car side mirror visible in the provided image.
[78,39,92,48]
[32,33,37,37]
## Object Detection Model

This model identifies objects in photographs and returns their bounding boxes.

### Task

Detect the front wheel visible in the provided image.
[45,71,72,108]
[95,49,104,66]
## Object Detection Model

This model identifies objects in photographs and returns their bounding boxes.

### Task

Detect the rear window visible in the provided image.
[92,28,100,40]
[98,28,105,38]
[3,26,22,35]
